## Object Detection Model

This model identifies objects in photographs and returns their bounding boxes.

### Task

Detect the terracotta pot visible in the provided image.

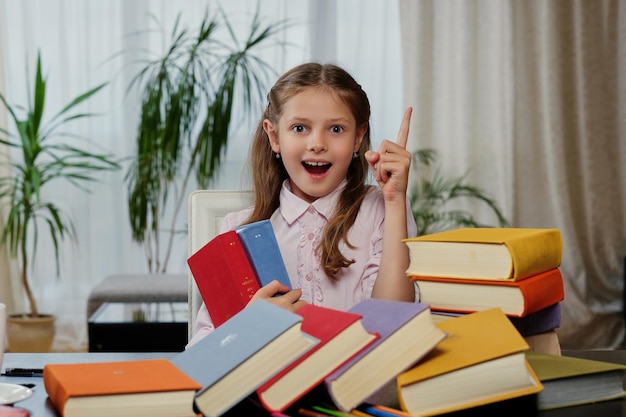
[6,314,56,352]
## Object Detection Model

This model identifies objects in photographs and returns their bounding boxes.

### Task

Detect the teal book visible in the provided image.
[171,300,318,417]
[235,219,292,289]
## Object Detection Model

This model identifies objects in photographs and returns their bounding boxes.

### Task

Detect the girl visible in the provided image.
[188,62,417,346]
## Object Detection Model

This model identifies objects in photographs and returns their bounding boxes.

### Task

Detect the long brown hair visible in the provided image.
[245,63,372,279]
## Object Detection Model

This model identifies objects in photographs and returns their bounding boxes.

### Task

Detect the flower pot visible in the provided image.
[6,314,56,352]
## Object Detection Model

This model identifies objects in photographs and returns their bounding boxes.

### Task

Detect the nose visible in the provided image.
[308,131,327,153]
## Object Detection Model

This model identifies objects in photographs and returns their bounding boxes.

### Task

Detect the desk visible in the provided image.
[1,350,626,416]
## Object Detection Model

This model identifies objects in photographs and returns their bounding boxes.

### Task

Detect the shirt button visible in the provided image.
[308,233,314,240]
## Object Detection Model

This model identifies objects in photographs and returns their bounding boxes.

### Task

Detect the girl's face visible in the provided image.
[264,87,365,203]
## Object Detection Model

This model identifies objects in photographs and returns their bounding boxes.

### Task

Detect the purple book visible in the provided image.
[508,302,561,336]
[324,299,446,412]
[431,302,561,337]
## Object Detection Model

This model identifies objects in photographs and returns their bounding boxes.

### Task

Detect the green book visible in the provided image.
[525,351,626,410]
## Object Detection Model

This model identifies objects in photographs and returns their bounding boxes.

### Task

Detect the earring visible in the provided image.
[275,153,281,159]
[352,152,358,159]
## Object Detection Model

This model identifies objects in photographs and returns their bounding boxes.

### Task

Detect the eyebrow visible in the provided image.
[288,117,351,124]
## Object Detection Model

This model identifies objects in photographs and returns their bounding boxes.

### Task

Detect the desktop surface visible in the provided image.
[1,350,625,417]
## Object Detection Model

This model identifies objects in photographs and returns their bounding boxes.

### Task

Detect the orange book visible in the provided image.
[43,359,201,417]
[404,227,562,281]
[397,308,542,416]
[412,268,564,317]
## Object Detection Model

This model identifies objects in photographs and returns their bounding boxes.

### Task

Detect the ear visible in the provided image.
[353,125,367,152]
[263,119,280,153]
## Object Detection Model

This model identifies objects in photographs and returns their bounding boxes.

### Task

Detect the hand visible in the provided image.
[365,107,413,202]
[247,279,307,312]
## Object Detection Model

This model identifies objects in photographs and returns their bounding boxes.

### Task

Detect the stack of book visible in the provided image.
[43,298,445,417]
[403,228,565,347]
[44,299,319,417]
[44,224,626,417]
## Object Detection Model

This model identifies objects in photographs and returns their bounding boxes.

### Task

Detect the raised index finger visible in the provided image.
[396,107,413,149]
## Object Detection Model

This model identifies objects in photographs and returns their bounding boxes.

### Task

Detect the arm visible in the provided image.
[365,107,415,302]
[186,303,215,348]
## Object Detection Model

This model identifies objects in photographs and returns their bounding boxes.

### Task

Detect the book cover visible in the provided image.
[235,219,292,289]
[256,304,378,412]
[396,308,542,416]
[43,358,201,417]
[412,268,564,317]
[403,227,562,281]
[187,229,260,327]
[432,302,561,336]
[324,299,446,412]
[171,300,318,417]
[525,351,626,410]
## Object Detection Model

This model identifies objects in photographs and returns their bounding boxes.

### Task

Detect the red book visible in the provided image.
[412,268,564,317]
[187,230,260,327]
[256,304,379,412]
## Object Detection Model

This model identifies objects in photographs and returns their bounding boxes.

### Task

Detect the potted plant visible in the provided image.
[0,52,120,352]
[125,5,290,273]
[410,148,510,235]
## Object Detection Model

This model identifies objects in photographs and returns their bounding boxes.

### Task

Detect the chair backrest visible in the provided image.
[187,189,254,340]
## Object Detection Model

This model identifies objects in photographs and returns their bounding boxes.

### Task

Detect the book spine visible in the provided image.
[42,367,69,415]
[507,230,562,280]
[519,269,564,316]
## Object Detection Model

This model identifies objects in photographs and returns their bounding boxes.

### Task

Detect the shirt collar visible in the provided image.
[278,179,346,225]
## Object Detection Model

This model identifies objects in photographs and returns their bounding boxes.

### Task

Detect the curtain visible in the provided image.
[0,0,21,314]
[400,0,626,349]
[0,0,403,351]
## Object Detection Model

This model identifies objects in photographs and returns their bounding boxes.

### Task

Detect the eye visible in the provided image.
[291,124,307,133]
[330,125,344,134]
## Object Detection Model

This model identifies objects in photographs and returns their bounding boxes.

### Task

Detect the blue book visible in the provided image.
[171,300,318,417]
[235,219,292,289]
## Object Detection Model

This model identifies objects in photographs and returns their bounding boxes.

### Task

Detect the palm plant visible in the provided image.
[0,52,120,317]
[410,148,510,236]
[125,5,290,273]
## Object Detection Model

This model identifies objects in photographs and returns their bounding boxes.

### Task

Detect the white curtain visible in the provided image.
[400,0,626,349]
[0,0,403,351]
[0,0,21,314]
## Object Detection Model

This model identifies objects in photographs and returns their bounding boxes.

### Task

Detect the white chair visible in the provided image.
[187,189,254,340]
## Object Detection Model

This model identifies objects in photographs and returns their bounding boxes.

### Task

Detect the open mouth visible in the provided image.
[303,161,331,175]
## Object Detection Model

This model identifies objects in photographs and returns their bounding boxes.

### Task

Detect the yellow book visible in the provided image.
[525,351,626,410]
[396,308,542,416]
[403,227,562,281]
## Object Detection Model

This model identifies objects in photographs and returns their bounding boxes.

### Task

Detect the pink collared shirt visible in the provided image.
[187,180,418,347]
